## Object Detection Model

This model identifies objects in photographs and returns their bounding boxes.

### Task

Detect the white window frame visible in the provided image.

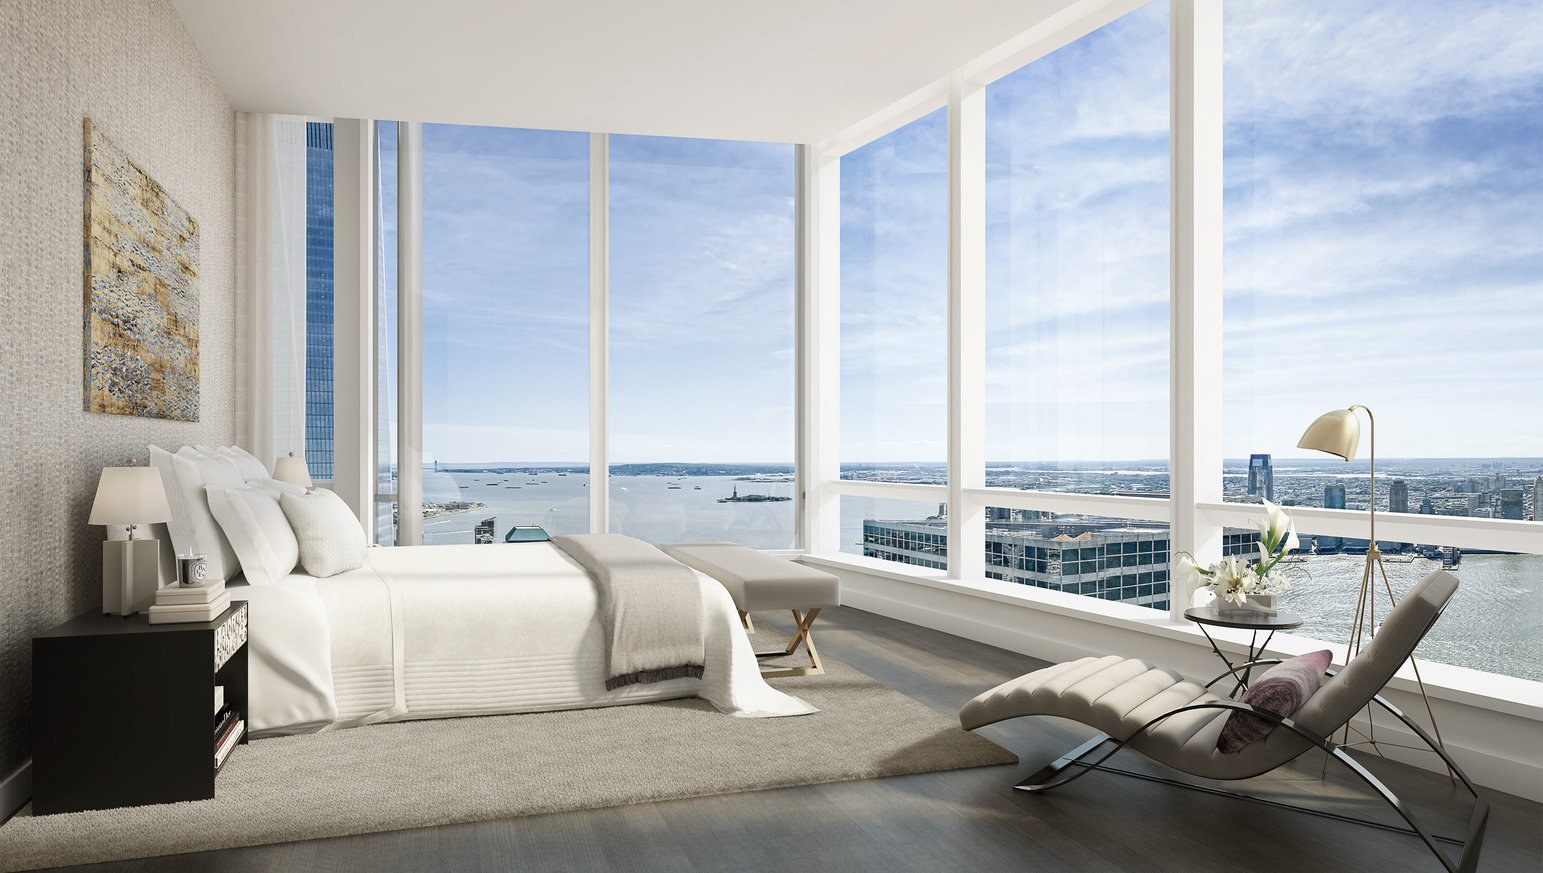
[802,0,1542,616]
[349,0,1540,664]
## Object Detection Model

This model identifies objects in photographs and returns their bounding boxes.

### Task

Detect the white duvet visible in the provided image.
[231,543,815,737]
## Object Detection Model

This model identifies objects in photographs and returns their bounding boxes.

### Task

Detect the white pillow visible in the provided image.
[178,446,245,488]
[150,445,241,583]
[280,489,367,578]
[216,445,270,481]
[206,484,299,586]
[253,476,308,498]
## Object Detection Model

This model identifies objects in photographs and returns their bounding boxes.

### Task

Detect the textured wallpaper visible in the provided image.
[0,0,236,779]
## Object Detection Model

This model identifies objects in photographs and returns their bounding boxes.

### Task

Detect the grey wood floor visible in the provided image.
[43,607,1542,872]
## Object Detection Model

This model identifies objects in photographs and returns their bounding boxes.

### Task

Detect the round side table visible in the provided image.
[1183,606,1303,698]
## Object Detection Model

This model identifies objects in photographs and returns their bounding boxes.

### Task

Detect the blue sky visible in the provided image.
[383,0,1540,466]
[381,127,794,465]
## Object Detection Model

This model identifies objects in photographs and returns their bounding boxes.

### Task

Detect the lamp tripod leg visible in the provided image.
[1372,553,1455,783]
[1326,552,1379,779]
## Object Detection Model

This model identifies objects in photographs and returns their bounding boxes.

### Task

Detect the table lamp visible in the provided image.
[89,462,172,616]
[274,452,313,488]
[1298,405,1449,768]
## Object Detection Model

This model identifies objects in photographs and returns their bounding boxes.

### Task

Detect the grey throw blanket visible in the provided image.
[550,534,706,690]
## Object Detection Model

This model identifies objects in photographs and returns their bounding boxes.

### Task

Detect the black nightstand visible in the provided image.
[31,602,249,814]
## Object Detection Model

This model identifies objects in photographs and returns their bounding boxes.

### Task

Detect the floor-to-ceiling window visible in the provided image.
[375,121,398,545]
[1222,0,1543,679]
[419,124,590,544]
[838,107,949,558]
[981,1,1172,608]
[608,135,796,547]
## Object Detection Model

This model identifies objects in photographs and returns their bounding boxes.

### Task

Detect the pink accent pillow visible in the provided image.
[1217,649,1332,753]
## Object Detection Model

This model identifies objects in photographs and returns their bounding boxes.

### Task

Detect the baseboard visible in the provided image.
[0,759,31,824]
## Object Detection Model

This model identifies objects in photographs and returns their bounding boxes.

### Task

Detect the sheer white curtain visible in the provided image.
[235,114,309,469]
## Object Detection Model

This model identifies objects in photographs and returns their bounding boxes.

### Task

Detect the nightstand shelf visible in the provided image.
[31,602,248,815]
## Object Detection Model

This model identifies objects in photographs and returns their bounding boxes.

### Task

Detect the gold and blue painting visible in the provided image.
[83,117,199,421]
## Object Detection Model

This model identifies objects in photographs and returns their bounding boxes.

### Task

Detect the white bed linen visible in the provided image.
[237,543,813,736]
[227,576,339,736]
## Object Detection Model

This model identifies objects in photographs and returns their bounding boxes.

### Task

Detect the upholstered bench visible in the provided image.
[660,542,840,678]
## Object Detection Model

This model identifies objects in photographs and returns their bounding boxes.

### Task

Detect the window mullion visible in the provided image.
[1168,0,1224,618]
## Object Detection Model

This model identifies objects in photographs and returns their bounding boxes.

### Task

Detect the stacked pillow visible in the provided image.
[279,489,368,578]
[206,478,307,586]
[150,445,369,584]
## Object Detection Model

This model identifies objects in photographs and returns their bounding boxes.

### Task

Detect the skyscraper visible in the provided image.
[1247,453,1274,502]
[1319,483,1346,552]
[305,122,335,481]
[1389,479,1409,514]
[1534,476,1542,522]
[1498,489,1524,521]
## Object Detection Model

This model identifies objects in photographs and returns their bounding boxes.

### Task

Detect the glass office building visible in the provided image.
[305,122,335,481]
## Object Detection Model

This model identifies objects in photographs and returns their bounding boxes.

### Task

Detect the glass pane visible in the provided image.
[841,108,948,484]
[988,508,1171,610]
[984,3,1170,494]
[1223,1,1543,499]
[304,122,335,484]
[375,121,398,545]
[420,124,590,545]
[1273,543,1542,682]
[843,496,950,568]
[608,135,795,547]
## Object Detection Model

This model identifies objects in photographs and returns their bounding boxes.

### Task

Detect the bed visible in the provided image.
[231,542,816,737]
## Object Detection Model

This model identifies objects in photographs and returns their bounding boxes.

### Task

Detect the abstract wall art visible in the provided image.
[83,117,200,420]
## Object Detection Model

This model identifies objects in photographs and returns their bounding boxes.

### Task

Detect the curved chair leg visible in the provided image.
[997,700,1487,873]
[1327,745,1488,873]
[1014,733,1111,792]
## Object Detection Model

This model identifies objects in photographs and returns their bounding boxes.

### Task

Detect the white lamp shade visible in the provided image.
[88,466,172,525]
[1297,408,1361,461]
[274,454,313,487]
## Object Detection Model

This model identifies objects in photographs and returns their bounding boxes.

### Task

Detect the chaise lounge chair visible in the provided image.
[959,570,1486,873]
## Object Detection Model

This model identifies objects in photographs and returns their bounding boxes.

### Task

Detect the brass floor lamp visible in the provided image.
[1298,406,1451,776]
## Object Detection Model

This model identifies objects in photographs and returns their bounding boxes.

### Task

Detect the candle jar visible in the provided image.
[177,554,208,587]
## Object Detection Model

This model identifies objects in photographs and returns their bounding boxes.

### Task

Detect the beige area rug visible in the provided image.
[0,629,1014,872]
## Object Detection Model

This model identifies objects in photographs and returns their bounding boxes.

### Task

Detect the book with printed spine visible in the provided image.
[213,708,234,741]
[148,592,231,624]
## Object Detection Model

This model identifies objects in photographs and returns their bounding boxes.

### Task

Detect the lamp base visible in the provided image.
[102,539,160,615]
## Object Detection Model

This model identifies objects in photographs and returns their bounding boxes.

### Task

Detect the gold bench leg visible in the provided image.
[756,607,824,678]
[739,610,756,634]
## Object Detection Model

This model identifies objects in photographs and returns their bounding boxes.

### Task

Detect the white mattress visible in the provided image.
[234,542,813,736]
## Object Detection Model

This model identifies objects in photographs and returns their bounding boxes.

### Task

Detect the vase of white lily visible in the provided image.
[1177,500,1305,615]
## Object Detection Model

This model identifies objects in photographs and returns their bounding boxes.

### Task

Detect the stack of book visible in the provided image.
[214,701,243,770]
[148,580,230,624]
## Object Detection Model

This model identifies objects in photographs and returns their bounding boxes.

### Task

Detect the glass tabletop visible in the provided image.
[1183,606,1304,631]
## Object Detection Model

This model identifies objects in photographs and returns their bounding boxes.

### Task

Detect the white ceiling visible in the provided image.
[171,0,1080,144]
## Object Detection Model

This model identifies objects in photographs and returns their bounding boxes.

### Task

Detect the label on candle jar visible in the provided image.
[178,555,208,587]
